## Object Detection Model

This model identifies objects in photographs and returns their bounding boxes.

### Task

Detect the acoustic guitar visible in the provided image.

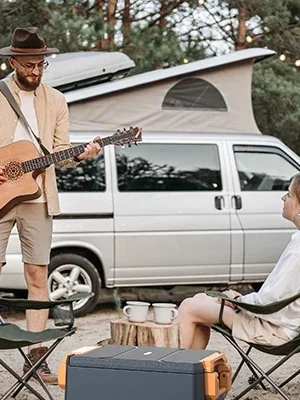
[0,126,142,219]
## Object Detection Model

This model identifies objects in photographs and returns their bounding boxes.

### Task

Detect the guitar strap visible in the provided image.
[0,80,50,155]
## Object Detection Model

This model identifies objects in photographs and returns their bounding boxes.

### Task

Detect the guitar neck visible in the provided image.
[21,136,110,173]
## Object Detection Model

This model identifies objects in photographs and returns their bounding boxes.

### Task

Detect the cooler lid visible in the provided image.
[69,344,218,374]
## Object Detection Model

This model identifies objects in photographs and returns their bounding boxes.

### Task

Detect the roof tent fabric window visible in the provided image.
[162,78,227,111]
[68,61,260,134]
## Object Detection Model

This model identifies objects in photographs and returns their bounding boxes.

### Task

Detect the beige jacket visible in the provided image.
[0,75,78,215]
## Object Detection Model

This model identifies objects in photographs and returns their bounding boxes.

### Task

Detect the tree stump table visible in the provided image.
[110,319,182,348]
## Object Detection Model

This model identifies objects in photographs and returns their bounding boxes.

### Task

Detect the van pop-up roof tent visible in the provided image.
[65,48,275,135]
[42,51,135,93]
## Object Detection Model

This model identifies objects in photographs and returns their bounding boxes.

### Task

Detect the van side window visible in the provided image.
[162,78,227,111]
[116,144,222,191]
[56,151,105,192]
[233,146,299,191]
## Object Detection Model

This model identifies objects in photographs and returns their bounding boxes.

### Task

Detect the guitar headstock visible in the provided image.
[110,127,142,147]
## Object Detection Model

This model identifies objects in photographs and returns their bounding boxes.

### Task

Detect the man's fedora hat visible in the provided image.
[0,27,59,57]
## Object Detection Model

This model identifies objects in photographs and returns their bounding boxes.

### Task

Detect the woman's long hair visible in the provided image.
[292,173,300,203]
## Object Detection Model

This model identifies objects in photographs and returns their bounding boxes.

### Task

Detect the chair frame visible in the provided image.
[0,293,92,400]
[206,290,300,400]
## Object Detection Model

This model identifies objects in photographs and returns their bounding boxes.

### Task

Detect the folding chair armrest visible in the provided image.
[206,290,300,315]
[0,293,94,311]
[0,293,94,329]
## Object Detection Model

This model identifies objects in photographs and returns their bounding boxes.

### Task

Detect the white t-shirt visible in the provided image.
[242,230,300,339]
[13,90,46,202]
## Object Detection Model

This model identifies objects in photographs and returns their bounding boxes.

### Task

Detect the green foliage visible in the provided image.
[113,289,122,318]
[0,0,50,48]
[253,58,300,155]
[43,12,95,52]
[121,27,205,74]
[0,1,206,74]
[120,27,184,73]
[0,0,51,78]
[43,0,105,52]
[255,0,300,57]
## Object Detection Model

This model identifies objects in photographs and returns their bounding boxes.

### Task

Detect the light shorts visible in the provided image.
[0,203,53,266]
[232,310,290,346]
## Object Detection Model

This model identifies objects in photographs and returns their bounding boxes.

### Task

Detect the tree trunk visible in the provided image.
[236,4,247,50]
[122,0,131,50]
[110,319,182,348]
[159,0,168,30]
[107,0,117,48]
[95,0,107,51]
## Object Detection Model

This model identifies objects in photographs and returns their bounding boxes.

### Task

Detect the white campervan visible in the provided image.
[1,48,297,317]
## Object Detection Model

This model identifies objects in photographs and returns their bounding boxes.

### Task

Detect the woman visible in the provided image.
[178,173,300,349]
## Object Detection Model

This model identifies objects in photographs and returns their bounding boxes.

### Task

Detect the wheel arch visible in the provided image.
[50,242,106,288]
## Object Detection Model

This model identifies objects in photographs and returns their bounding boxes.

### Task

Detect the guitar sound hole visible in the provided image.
[5,161,24,181]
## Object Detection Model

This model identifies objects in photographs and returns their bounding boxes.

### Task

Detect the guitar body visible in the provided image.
[0,127,142,220]
[0,140,43,219]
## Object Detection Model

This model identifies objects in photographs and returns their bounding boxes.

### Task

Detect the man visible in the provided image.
[0,27,101,383]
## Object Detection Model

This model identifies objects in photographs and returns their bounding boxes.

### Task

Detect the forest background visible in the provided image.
[0,0,300,154]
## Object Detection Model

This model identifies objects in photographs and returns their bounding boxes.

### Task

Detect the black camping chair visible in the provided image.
[206,290,300,400]
[0,292,93,400]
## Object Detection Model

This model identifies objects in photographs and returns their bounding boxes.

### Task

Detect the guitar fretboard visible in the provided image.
[21,136,111,173]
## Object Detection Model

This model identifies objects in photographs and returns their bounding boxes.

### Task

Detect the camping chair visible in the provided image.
[0,292,93,400]
[206,290,300,400]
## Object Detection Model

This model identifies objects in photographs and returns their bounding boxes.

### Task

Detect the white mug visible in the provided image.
[152,303,178,324]
[123,301,150,323]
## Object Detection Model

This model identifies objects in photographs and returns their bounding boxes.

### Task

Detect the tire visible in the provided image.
[48,253,101,317]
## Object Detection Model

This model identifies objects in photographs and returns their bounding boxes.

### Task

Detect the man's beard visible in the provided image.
[15,70,42,91]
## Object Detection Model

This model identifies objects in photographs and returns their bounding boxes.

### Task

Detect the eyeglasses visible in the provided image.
[13,59,49,72]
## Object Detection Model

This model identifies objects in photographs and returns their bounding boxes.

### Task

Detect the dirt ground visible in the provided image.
[0,304,299,400]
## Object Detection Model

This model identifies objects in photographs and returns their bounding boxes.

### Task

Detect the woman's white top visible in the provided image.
[242,230,300,339]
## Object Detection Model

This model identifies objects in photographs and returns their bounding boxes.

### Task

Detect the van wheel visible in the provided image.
[48,253,101,317]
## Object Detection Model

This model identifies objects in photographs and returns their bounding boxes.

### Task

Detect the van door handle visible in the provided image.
[215,196,224,210]
[232,195,242,210]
